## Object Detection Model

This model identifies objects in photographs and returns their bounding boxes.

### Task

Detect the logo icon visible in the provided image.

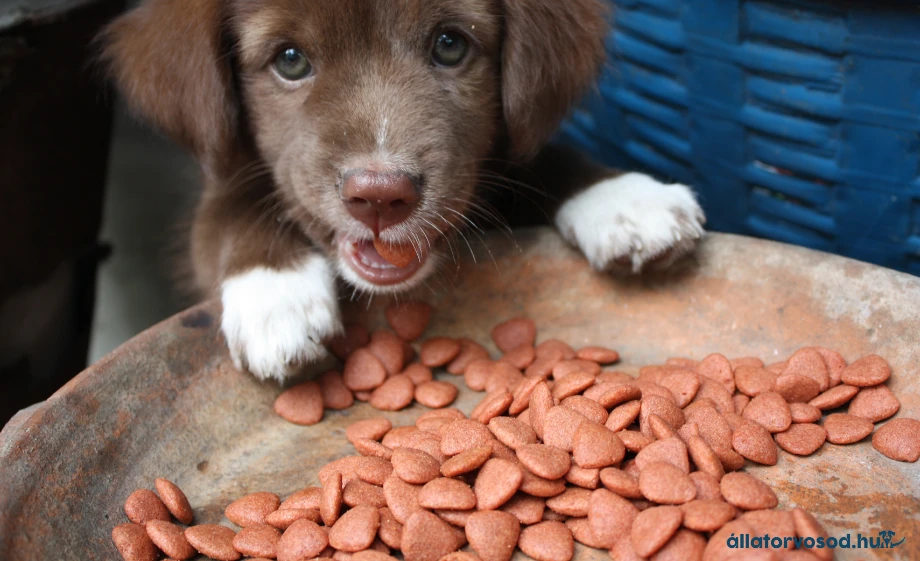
[879,530,905,548]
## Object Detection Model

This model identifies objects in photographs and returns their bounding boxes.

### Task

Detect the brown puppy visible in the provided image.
[101,0,705,380]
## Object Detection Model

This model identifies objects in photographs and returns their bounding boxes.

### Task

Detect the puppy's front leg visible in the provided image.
[520,145,706,273]
[193,185,342,382]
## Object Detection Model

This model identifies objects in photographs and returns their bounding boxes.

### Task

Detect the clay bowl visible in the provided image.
[1,229,918,561]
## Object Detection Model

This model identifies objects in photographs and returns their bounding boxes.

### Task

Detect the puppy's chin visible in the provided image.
[335,236,441,294]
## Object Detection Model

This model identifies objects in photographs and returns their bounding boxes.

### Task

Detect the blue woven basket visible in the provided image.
[557,0,920,274]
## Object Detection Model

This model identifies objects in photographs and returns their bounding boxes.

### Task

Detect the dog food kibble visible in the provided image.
[230,524,280,558]
[440,418,495,456]
[346,417,392,444]
[734,365,777,397]
[274,380,325,426]
[343,478,387,508]
[321,471,344,526]
[114,312,920,561]
[848,384,901,422]
[184,525,240,561]
[541,406,589,452]
[484,362,525,394]
[401,510,461,561]
[638,461,697,505]
[639,395,685,437]
[374,507,402,550]
[697,353,735,394]
[553,359,601,379]
[437,445,490,478]
[720,472,778,510]
[730,418,778,465]
[686,435,725,480]
[490,317,537,353]
[385,301,431,342]
[265,508,319,530]
[789,402,823,423]
[792,508,834,561]
[391,447,441,485]
[124,489,171,526]
[775,423,827,456]
[840,354,891,387]
[446,338,490,375]
[398,363,431,386]
[588,488,639,548]
[499,493,544,525]
[414,380,459,409]
[417,477,476,510]
[688,471,722,502]
[318,370,356,410]
[279,486,322,510]
[465,510,520,561]
[518,521,573,561]
[153,478,193,525]
[356,457,393,486]
[630,505,683,557]
[352,551,399,561]
[275,519,328,561]
[373,238,417,268]
[545,487,591,517]
[224,492,280,528]
[809,383,859,411]
[419,337,462,368]
[823,413,874,444]
[439,553,481,561]
[872,417,920,462]
[467,389,509,423]
[367,330,408,376]
[331,322,371,360]
[369,374,415,411]
[634,435,690,473]
[328,504,380,552]
[488,416,537,450]
[775,373,822,403]
[512,443,569,481]
[573,345,618,364]
[145,520,196,560]
[680,499,736,532]
[784,348,831,392]
[655,528,708,561]
[501,344,536,370]
[743,509,797,548]
[112,523,159,561]
[473,458,524,510]
[382,474,422,525]
[742,391,792,433]
[343,349,388,392]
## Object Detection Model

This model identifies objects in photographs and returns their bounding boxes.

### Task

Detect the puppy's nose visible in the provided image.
[342,171,421,232]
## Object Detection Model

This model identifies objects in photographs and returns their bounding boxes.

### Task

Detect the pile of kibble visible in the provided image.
[112,302,920,561]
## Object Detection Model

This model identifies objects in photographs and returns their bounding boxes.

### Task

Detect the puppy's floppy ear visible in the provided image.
[500,0,609,160]
[99,0,237,160]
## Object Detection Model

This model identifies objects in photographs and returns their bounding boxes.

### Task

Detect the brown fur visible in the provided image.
[100,0,610,295]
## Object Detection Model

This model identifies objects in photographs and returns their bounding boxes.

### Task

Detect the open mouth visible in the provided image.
[339,237,429,286]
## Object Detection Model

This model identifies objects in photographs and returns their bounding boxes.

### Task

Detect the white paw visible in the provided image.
[220,254,342,382]
[555,173,706,273]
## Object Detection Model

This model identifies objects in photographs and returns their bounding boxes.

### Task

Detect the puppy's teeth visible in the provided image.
[357,253,394,270]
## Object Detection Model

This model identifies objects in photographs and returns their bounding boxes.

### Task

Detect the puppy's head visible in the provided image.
[102,0,607,293]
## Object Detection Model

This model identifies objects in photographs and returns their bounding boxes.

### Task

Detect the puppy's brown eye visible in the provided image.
[432,31,469,68]
[273,47,312,81]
